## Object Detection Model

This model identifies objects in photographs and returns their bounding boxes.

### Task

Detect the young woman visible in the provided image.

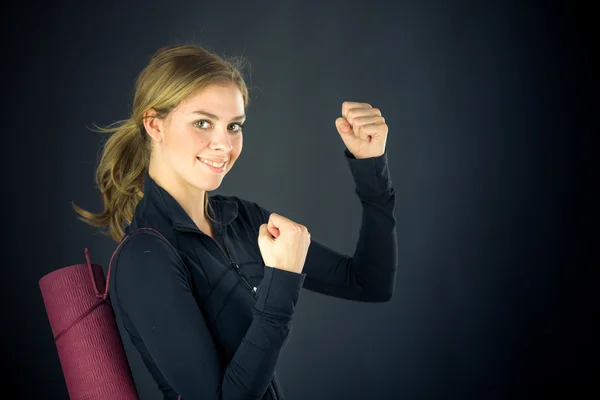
[73,44,398,400]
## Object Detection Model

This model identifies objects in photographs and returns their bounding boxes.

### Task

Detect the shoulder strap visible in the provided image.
[94,227,168,301]
[55,228,169,342]
[86,227,182,400]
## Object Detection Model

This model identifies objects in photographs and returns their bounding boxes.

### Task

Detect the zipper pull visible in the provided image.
[230,261,257,296]
[231,261,243,275]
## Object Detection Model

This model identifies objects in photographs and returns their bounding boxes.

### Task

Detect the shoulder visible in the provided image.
[119,229,177,258]
[113,229,189,288]
[110,230,192,319]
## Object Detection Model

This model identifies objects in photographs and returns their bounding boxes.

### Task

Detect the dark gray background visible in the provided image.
[3,0,595,399]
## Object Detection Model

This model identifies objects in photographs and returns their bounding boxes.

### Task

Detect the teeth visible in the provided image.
[199,157,225,168]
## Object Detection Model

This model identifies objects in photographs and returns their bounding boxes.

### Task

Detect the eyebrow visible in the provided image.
[191,110,246,120]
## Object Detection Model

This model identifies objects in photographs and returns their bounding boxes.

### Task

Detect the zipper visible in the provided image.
[268,382,278,400]
[218,234,278,400]
[210,229,257,297]
[198,225,278,399]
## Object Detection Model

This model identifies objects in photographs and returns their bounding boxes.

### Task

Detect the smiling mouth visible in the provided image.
[197,157,227,171]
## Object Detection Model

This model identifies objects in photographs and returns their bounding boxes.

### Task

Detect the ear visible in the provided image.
[142,108,165,143]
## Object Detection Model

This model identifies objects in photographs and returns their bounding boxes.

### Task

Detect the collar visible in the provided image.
[140,170,239,234]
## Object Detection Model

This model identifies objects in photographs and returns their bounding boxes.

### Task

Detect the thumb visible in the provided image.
[258,224,271,240]
[335,117,352,135]
[267,213,283,238]
[259,223,279,241]
[268,225,280,238]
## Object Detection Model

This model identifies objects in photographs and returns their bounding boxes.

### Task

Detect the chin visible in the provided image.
[196,179,222,192]
[204,184,222,192]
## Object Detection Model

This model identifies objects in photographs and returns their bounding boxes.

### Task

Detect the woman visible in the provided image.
[73,44,398,400]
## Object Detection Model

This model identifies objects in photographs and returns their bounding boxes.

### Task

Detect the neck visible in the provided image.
[147,164,208,230]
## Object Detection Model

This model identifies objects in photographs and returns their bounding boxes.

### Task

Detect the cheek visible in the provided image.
[231,135,243,158]
[187,130,208,148]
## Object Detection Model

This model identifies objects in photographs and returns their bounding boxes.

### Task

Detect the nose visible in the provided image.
[209,126,233,152]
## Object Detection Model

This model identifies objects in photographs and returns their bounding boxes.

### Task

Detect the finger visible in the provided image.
[260,223,279,241]
[344,107,382,124]
[357,122,388,141]
[267,214,277,231]
[351,116,384,139]
[258,223,270,239]
[268,225,281,238]
[268,213,291,230]
[342,101,372,118]
[335,117,352,134]
[352,115,385,130]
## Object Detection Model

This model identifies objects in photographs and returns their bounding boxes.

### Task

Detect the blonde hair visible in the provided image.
[72,44,250,243]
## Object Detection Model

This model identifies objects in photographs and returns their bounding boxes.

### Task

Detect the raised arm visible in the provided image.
[254,147,397,303]
[113,231,305,399]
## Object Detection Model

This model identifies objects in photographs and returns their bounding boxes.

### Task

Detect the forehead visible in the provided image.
[176,82,244,115]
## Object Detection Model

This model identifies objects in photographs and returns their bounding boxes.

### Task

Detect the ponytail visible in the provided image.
[72,118,150,243]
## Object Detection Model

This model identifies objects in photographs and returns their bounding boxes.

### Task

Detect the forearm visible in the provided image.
[220,266,305,398]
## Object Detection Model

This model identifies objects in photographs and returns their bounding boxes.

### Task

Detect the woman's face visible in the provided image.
[151,82,245,193]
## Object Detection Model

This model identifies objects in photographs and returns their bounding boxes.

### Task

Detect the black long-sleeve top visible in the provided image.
[109,148,398,400]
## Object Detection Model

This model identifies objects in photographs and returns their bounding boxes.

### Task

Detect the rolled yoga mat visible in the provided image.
[39,248,140,399]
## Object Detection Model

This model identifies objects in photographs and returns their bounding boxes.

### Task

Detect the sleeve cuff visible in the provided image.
[253,266,306,320]
[344,148,393,198]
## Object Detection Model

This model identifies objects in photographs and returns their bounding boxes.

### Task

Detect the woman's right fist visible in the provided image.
[257,213,311,274]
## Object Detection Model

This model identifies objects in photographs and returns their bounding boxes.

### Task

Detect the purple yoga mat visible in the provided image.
[39,248,140,399]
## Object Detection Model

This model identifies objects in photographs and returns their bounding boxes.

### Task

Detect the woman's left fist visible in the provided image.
[335,101,388,159]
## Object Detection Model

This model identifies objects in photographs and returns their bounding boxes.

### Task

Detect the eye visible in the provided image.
[229,122,244,133]
[194,119,211,129]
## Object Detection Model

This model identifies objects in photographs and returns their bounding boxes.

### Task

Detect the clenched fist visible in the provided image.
[258,213,311,274]
[335,101,389,159]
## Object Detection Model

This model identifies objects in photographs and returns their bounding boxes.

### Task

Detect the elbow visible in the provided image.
[359,279,395,302]
[358,265,396,303]
[366,287,394,303]
[380,287,395,302]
